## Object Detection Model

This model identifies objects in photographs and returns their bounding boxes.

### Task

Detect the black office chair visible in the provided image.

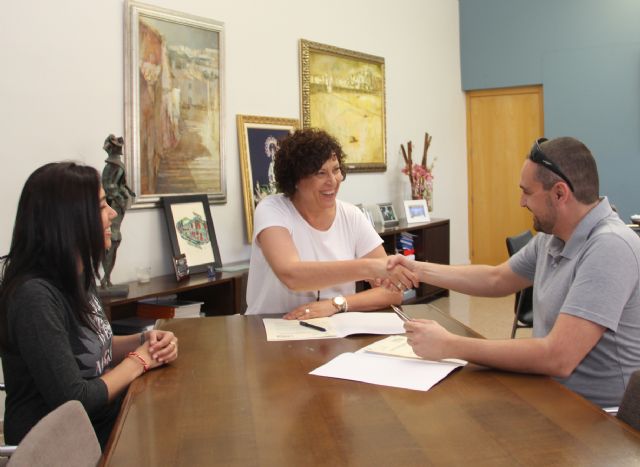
[506,230,534,338]
[616,370,640,431]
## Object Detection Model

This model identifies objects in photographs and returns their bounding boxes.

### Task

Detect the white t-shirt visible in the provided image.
[245,194,383,315]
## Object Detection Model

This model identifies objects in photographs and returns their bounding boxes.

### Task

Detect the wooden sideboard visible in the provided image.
[101,270,248,321]
[359,217,450,303]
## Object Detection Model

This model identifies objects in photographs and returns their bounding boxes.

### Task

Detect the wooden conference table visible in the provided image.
[101,305,640,466]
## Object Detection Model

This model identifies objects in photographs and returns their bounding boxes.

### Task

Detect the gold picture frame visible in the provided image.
[236,115,299,242]
[124,1,226,209]
[299,39,387,173]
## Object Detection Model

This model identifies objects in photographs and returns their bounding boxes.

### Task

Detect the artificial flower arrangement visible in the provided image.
[401,132,436,210]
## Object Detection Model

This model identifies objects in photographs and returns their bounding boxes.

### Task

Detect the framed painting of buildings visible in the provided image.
[299,39,387,173]
[162,195,221,274]
[125,1,226,208]
[236,114,298,242]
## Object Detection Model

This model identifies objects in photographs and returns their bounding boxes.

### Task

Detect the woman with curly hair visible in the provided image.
[246,128,416,318]
[0,162,179,449]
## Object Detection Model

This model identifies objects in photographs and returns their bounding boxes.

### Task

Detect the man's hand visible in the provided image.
[376,255,420,291]
[404,319,455,361]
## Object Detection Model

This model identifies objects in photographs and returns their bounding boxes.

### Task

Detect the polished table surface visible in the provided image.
[101,305,640,466]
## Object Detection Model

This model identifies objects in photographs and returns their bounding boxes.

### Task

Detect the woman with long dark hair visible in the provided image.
[0,162,178,448]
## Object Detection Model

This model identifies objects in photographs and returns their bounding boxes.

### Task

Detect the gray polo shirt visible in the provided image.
[509,197,640,407]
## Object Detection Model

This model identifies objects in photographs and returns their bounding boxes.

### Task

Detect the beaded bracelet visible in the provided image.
[127,351,149,373]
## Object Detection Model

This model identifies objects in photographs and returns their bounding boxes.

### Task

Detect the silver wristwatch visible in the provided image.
[332,295,348,313]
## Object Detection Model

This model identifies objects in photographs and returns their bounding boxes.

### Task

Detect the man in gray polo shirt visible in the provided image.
[388,136,640,407]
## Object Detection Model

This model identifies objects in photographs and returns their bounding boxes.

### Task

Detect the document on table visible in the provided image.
[263,312,405,341]
[309,336,467,391]
[359,335,467,365]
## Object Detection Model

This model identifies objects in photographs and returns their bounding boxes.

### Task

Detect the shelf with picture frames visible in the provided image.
[357,218,450,303]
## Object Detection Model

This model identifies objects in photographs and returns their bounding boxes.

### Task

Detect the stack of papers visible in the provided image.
[262,312,405,341]
[309,335,466,391]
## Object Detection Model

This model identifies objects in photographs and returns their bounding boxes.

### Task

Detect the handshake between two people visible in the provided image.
[372,254,420,292]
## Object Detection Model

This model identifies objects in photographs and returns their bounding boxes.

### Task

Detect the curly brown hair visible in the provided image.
[274,128,347,197]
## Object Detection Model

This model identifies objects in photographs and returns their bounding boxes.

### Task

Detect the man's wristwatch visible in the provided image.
[332,296,348,313]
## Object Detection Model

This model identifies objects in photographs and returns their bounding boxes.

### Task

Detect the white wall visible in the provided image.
[0,0,468,284]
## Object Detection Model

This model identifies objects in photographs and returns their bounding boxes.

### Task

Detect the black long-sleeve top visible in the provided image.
[2,278,120,448]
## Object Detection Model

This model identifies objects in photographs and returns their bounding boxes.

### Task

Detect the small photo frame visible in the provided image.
[377,202,399,227]
[162,194,222,274]
[355,204,375,228]
[173,254,190,281]
[403,199,431,224]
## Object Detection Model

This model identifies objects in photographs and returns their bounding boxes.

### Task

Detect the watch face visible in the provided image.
[333,296,346,312]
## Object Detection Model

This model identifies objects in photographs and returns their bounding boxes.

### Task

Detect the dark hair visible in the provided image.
[0,162,105,351]
[534,137,599,204]
[274,128,347,197]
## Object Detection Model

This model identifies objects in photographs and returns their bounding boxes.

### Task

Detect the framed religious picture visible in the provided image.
[299,39,386,173]
[162,195,222,274]
[403,199,430,224]
[377,202,399,228]
[236,114,299,242]
[124,1,226,208]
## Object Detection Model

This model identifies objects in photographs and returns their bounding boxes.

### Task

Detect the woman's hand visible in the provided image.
[369,256,419,292]
[283,300,336,320]
[404,319,454,361]
[377,255,420,292]
[141,330,178,365]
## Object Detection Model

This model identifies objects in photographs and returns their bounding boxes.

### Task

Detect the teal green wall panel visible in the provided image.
[460,0,640,219]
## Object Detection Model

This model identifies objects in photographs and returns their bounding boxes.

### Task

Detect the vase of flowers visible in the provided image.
[401,132,436,212]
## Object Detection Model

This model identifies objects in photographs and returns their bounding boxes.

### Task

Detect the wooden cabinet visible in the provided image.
[362,218,450,303]
[101,270,248,321]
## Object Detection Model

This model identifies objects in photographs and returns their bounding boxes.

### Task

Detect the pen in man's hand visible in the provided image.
[299,321,327,332]
[391,304,412,322]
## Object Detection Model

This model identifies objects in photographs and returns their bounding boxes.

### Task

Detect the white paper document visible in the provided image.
[262,312,405,341]
[359,335,467,366]
[310,343,466,391]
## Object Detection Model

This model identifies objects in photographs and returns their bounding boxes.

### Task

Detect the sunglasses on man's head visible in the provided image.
[529,137,574,192]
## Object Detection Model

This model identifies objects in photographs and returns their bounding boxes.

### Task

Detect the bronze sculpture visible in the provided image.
[100,134,136,289]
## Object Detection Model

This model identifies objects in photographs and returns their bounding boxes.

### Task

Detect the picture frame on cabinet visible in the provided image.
[162,194,222,274]
[403,199,430,224]
[377,202,399,228]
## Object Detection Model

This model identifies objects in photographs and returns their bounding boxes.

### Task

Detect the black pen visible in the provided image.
[299,321,327,332]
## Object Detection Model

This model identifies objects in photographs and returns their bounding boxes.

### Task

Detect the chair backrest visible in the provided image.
[7,400,101,467]
[506,230,534,257]
[506,230,535,335]
[617,370,640,431]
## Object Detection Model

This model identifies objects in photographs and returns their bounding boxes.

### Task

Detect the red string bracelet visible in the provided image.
[127,351,149,373]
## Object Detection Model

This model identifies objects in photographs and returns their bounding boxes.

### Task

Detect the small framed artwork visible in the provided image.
[355,203,375,228]
[162,195,222,274]
[173,254,190,281]
[403,199,431,224]
[237,114,299,242]
[377,202,399,228]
